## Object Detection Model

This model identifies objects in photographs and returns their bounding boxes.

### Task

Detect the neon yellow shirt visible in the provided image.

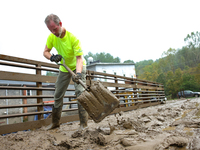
[46,30,86,72]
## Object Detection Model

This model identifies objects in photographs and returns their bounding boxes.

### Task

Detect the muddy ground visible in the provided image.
[1,98,200,150]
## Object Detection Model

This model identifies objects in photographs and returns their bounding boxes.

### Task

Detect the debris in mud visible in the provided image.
[121,138,136,147]
[123,121,133,129]
[97,127,111,135]
[172,120,200,128]
[109,123,115,134]
[188,129,200,150]
[115,130,137,135]
[140,118,151,123]
[93,133,106,146]
[118,111,123,116]
[57,139,81,149]
[157,116,165,122]
[57,140,72,149]
[156,135,188,150]
[1,98,200,150]
[71,130,83,138]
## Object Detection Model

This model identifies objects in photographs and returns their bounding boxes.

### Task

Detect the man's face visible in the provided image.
[47,20,62,37]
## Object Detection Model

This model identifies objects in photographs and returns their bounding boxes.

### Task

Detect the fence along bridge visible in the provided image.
[0,54,165,135]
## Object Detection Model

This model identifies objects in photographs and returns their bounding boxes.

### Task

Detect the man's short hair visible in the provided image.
[45,14,61,25]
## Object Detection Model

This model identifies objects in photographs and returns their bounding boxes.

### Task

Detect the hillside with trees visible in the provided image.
[135,32,200,98]
[84,32,200,99]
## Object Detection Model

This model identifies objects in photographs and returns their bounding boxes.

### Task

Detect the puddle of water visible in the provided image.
[185,131,193,136]
[175,109,192,121]
[163,127,193,136]
[163,126,176,131]
[50,132,68,143]
[175,118,181,121]
[195,109,200,117]
[183,127,192,131]
[181,110,192,119]
[184,127,194,136]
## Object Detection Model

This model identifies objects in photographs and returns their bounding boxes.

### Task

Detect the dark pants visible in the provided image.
[54,66,86,109]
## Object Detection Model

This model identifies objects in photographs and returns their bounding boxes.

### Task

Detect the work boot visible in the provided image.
[78,102,88,131]
[45,106,62,130]
[71,103,88,138]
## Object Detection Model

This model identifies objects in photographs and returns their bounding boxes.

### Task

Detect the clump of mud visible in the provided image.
[0,130,61,150]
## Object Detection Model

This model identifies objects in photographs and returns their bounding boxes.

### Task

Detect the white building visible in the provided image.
[86,57,136,85]
[87,63,136,78]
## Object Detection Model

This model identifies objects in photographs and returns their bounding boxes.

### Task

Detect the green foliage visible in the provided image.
[136,31,200,98]
[194,63,200,84]
[181,73,200,92]
[123,60,134,63]
[184,31,200,48]
[84,52,120,64]
[114,57,121,63]
[135,60,154,77]
[156,73,166,84]
[46,71,58,76]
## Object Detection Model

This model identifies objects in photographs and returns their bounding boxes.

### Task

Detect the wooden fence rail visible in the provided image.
[0,54,165,134]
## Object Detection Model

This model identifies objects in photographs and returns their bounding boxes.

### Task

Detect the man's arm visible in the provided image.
[76,56,83,73]
[43,45,52,60]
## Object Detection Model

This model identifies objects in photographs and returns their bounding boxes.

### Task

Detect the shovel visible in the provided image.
[57,57,120,123]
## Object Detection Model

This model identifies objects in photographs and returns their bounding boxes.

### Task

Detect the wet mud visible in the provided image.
[1,98,200,150]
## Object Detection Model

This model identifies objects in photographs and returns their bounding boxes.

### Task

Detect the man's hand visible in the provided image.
[50,54,62,63]
[72,73,82,84]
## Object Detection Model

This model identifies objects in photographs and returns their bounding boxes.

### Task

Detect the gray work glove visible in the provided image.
[72,73,82,84]
[50,54,62,63]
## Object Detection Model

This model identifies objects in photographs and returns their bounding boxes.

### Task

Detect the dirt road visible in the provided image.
[1,98,200,150]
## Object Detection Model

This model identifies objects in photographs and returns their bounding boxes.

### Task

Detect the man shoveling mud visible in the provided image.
[43,14,88,131]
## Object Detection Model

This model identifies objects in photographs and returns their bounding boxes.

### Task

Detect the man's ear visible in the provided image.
[59,22,62,27]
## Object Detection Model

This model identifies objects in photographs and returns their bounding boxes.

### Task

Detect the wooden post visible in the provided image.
[133,79,136,106]
[23,85,28,121]
[36,64,43,120]
[115,76,119,98]
[115,76,121,107]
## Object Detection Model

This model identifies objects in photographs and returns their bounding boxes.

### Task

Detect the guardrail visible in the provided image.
[0,54,165,134]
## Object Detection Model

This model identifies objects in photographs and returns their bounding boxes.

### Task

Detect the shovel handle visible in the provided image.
[57,58,88,90]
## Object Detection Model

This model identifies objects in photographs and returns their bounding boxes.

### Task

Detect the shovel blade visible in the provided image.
[77,80,119,123]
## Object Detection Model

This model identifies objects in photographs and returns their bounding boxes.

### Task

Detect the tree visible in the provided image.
[173,68,183,92]
[194,63,200,84]
[46,71,58,76]
[184,31,200,48]
[184,32,200,66]
[165,71,176,98]
[114,57,121,63]
[161,48,177,72]
[158,58,169,73]
[84,52,95,63]
[156,73,166,85]
[123,60,134,63]
[181,73,199,92]
[161,48,177,57]
[84,52,120,64]
[135,60,154,78]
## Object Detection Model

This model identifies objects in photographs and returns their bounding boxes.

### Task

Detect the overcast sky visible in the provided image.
[0,0,200,64]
